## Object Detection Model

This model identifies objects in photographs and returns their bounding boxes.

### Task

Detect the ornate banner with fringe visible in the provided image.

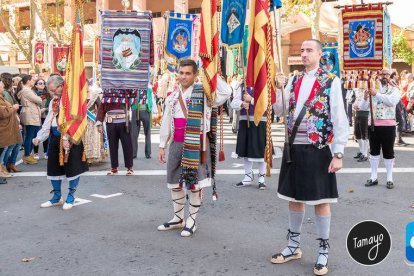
[165,12,196,62]
[52,45,69,76]
[320,42,340,78]
[100,10,153,104]
[220,0,247,48]
[342,4,384,70]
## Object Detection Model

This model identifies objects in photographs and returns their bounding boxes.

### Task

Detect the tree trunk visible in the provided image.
[311,0,321,40]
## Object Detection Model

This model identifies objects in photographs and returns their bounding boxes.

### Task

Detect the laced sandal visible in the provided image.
[126,168,134,176]
[107,168,118,176]
[313,239,330,276]
[258,173,266,190]
[181,190,201,237]
[235,171,254,187]
[271,230,302,264]
[158,194,186,231]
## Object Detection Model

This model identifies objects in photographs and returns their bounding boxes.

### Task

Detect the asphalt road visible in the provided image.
[1,123,414,276]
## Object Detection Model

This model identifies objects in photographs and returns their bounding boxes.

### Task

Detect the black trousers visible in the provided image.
[107,122,133,169]
[354,116,368,140]
[368,125,396,159]
[131,109,151,158]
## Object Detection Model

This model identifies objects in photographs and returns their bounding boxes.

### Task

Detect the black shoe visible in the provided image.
[386,181,394,189]
[145,154,151,159]
[258,183,266,190]
[365,179,378,187]
[0,178,7,184]
[354,152,362,159]
[357,155,368,162]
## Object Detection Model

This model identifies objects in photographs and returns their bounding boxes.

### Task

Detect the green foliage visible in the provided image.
[392,30,414,64]
[281,0,314,21]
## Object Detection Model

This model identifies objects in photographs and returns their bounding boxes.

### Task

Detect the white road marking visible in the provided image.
[73,198,92,206]
[90,193,123,199]
[10,167,414,177]
[232,163,244,168]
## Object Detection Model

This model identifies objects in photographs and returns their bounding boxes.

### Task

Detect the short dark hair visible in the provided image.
[0,73,13,90]
[179,59,198,74]
[305,39,322,51]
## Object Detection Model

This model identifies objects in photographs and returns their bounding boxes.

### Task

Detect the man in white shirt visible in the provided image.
[157,59,230,237]
[271,40,349,276]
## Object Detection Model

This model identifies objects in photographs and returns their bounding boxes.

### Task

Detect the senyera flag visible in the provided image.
[199,0,219,105]
[58,22,87,144]
[246,0,276,126]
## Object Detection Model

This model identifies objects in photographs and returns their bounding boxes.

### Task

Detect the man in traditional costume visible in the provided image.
[360,68,401,189]
[230,85,270,190]
[131,84,156,159]
[352,87,369,162]
[271,40,349,276]
[96,100,134,176]
[33,75,88,210]
[157,59,230,237]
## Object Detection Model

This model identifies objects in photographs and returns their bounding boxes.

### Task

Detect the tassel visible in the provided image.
[82,149,86,162]
[219,150,225,162]
[266,162,271,177]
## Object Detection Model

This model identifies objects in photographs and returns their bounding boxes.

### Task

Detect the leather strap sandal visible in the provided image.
[158,194,187,231]
[313,239,330,276]
[271,230,302,264]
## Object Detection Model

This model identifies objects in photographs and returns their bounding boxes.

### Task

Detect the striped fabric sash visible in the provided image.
[180,84,204,189]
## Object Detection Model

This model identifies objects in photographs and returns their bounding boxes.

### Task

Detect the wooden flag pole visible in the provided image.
[240,46,250,128]
[272,7,292,163]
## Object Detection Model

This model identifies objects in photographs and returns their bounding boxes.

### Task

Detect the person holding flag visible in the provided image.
[271,39,349,276]
[33,75,89,210]
[33,1,89,211]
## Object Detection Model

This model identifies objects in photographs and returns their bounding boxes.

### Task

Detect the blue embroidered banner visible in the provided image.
[270,0,283,11]
[221,0,247,48]
[320,42,340,78]
[165,12,196,61]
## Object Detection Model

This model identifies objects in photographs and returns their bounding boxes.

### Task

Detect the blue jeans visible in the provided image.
[3,143,21,166]
[24,125,40,156]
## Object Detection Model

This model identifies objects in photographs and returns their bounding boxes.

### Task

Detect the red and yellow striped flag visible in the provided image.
[199,0,219,105]
[58,23,87,144]
[246,0,276,126]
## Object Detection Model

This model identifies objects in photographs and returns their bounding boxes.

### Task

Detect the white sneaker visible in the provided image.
[62,202,74,210]
[40,199,64,208]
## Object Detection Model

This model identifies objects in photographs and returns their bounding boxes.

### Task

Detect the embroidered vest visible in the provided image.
[287,68,335,149]
[371,85,399,120]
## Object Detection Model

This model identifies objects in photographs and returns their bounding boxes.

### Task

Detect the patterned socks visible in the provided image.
[315,214,331,266]
[281,210,305,256]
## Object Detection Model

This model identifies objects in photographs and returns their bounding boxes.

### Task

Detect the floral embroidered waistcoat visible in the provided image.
[371,85,398,120]
[287,68,335,149]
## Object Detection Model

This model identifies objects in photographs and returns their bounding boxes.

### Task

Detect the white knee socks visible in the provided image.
[185,189,202,229]
[258,162,266,183]
[362,139,369,157]
[242,158,253,183]
[384,158,394,182]
[170,188,186,223]
[369,155,380,180]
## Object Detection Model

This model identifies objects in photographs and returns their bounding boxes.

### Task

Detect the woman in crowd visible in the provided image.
[83,82,105,164]
[1,73,23,173]
[0,79,22,181]
[17,74,42,165]
[32,78,51,160]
